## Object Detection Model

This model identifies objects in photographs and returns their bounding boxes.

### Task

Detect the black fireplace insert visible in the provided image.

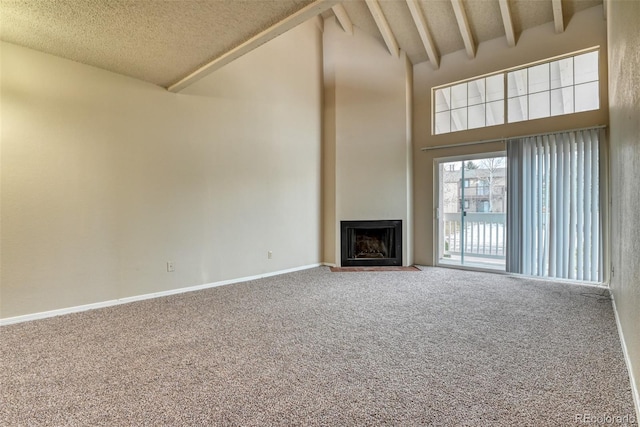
[340,220,402,266]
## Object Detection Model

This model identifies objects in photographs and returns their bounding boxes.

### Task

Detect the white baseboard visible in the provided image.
[611,293,640,422]
[0,263,322,326]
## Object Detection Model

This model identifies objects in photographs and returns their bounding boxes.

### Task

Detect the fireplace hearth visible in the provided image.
[341,220,402,267]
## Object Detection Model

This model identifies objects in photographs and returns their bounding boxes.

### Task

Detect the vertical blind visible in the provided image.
[506,128,603,281]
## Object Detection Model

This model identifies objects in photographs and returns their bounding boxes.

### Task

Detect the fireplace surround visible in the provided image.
[340,220,402,267]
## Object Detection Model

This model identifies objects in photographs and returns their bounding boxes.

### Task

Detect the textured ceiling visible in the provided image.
[0,0,319,87]
[0,0,603,90]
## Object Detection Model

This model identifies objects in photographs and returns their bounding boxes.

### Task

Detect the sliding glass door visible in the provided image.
[437,155,507,270]
[435,128,603,281]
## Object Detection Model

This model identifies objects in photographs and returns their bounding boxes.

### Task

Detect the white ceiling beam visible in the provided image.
[168,0,339,93]
[451,0,476,59]
[498,0,516,47]
[552,0,564,33]
[332,4,353,35]
[365,0,400,58]
[406,0,440,68]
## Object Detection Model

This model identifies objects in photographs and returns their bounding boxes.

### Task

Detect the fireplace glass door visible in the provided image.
[341,220,402,266]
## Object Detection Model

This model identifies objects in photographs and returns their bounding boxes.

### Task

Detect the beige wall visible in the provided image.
[607,0,640,413]
[323,17,413,266]
[0,20,323,319]
[413,5,608,266]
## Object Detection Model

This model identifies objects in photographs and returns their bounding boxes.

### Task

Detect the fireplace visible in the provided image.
[341,220,402,267]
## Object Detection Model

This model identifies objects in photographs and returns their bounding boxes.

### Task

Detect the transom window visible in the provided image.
[508,50,599,122]
[434,74,504,134]
[433,49,600,135]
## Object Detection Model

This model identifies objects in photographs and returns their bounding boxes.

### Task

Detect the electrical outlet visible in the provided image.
[167,262,175,272]
[268,251,273,259]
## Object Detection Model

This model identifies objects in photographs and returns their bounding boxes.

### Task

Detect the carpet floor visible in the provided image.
[1,267,636,426]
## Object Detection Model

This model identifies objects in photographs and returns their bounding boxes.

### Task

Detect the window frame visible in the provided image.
[431,47,600,135]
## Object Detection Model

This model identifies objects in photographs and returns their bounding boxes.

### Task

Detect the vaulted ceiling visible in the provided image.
[0,0,604,92]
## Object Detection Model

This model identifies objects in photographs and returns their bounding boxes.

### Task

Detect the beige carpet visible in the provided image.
[1,267,637,426]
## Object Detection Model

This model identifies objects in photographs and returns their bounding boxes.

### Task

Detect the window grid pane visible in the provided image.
[486,100,504,126]
[468,79,485,106]
[550,57,573,89]
[508,69,527,97]
[468,104,485,129]
[435,87,451,113]
[451,108,468,132]
[529,92,550,120]
[508,96,528,123]
[574,51,599,84]
[486,75,504,102]
[435,111,451,134]
[551,87,574,116]
[528,63,550,94]
[451,83,468,109]
[574,81,599,112]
